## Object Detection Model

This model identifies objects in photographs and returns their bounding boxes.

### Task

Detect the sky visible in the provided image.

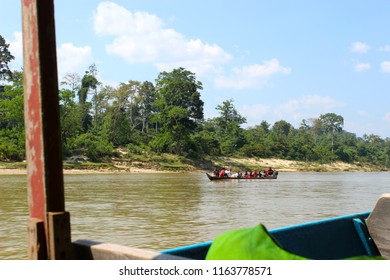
[1,0,390,138]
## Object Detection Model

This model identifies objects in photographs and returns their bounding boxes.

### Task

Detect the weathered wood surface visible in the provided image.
[48,212,73,259]
[27,218,47,260]
[73,240,189,260]
[366,193,390,259]
[22,0,70,259]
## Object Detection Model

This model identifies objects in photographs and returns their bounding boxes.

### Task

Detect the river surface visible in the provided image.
[1,172,389,259]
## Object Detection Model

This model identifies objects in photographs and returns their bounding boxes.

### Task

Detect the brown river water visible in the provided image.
[1,171,389,259]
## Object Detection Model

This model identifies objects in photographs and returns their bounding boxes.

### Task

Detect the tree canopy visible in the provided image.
[0,35,15,83]
[0,43,389,167]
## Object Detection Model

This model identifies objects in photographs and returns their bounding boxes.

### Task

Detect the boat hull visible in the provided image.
[161,211,379,260]
[206,172,278,181]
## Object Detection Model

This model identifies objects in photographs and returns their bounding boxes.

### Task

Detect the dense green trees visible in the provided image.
[0,35,389,166]
[151,67,204,156]
[1,64,389,167]
[0,71,25,160]
[0,36,24,160]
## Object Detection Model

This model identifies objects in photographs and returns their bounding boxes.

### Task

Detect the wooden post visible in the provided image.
[22,0,72,259]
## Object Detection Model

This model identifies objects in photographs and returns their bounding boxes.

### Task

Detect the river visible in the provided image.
[1,171,389,259]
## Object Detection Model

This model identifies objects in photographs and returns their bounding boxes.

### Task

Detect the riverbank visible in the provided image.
[0,156,387,175]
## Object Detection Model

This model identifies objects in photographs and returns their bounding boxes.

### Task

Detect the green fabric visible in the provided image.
[205,224,385,260]
[206,224,307,260]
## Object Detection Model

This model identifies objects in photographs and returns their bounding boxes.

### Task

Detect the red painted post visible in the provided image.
[22,0,71,259]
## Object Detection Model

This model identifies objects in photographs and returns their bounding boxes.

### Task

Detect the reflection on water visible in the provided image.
[1,172,389,259]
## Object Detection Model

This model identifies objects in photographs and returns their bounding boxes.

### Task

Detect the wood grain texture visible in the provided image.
[367,194,390,259]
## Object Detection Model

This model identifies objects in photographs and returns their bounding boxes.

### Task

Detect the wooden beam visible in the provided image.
[27,218,47,260]
[73,240,190,260]
[366,194,390,259]
[48,212,73,259]
[22,0,70,259]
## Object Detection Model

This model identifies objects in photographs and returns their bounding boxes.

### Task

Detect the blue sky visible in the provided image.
[2,0,390,138]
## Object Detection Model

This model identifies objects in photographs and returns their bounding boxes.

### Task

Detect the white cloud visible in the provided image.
[350,41,370,53]
[6,33,92,80]
[275,95,343,122]
[214,59,291,90]
[7,32,23,70]
[57,43,93,79]
[380,61,390,73]
[354,62,371,72]
[93,2,231,76]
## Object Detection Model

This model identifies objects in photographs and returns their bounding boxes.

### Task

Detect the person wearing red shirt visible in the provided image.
[219,168,225,177]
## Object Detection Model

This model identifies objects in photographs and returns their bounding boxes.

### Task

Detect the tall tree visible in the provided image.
[0,35,15,83]
[269,120,294,158]
[153,67,204,155]
[77,64,99,131]
[215,99,247,134]
[138,81,156,133]
[59,88,82,145]
[214,99,247,154]
[103,84,132,146]
[115,80,143,130]
[318,113,344,154]
[61,72,81,94]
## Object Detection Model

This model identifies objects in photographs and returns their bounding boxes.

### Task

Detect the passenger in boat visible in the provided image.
[267,167,274,175]
[213,167,219,177]
[219,168,226,177]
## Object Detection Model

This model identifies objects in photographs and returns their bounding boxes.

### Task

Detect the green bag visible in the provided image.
[205,224,384,260]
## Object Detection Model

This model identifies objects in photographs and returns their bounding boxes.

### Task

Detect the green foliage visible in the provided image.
[0,35,15,81]
[149,132,172,154]
[0,128,25,161]
[67,133,114,162]
[195,131,221,156]
[0,71,25,161]
[213,99,247,155]
[1,63,389,168]
[153,67,204,155]
[0,71,24,129]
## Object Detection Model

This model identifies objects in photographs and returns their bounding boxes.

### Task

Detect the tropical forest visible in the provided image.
[1,35,390,171]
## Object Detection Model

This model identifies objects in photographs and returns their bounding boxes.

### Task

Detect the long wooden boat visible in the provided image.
[206,171,278,181]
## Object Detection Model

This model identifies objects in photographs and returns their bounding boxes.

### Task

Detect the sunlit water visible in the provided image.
[1,172,389,259]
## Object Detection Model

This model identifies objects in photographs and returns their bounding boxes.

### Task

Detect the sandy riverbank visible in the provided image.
[0,157,384,175]
[0,167,176,175]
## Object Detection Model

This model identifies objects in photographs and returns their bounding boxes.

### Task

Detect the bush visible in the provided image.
[0,129,25,161]
[67,133,115,162]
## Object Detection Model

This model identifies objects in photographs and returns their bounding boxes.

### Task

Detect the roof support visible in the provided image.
[22,0,72,259]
